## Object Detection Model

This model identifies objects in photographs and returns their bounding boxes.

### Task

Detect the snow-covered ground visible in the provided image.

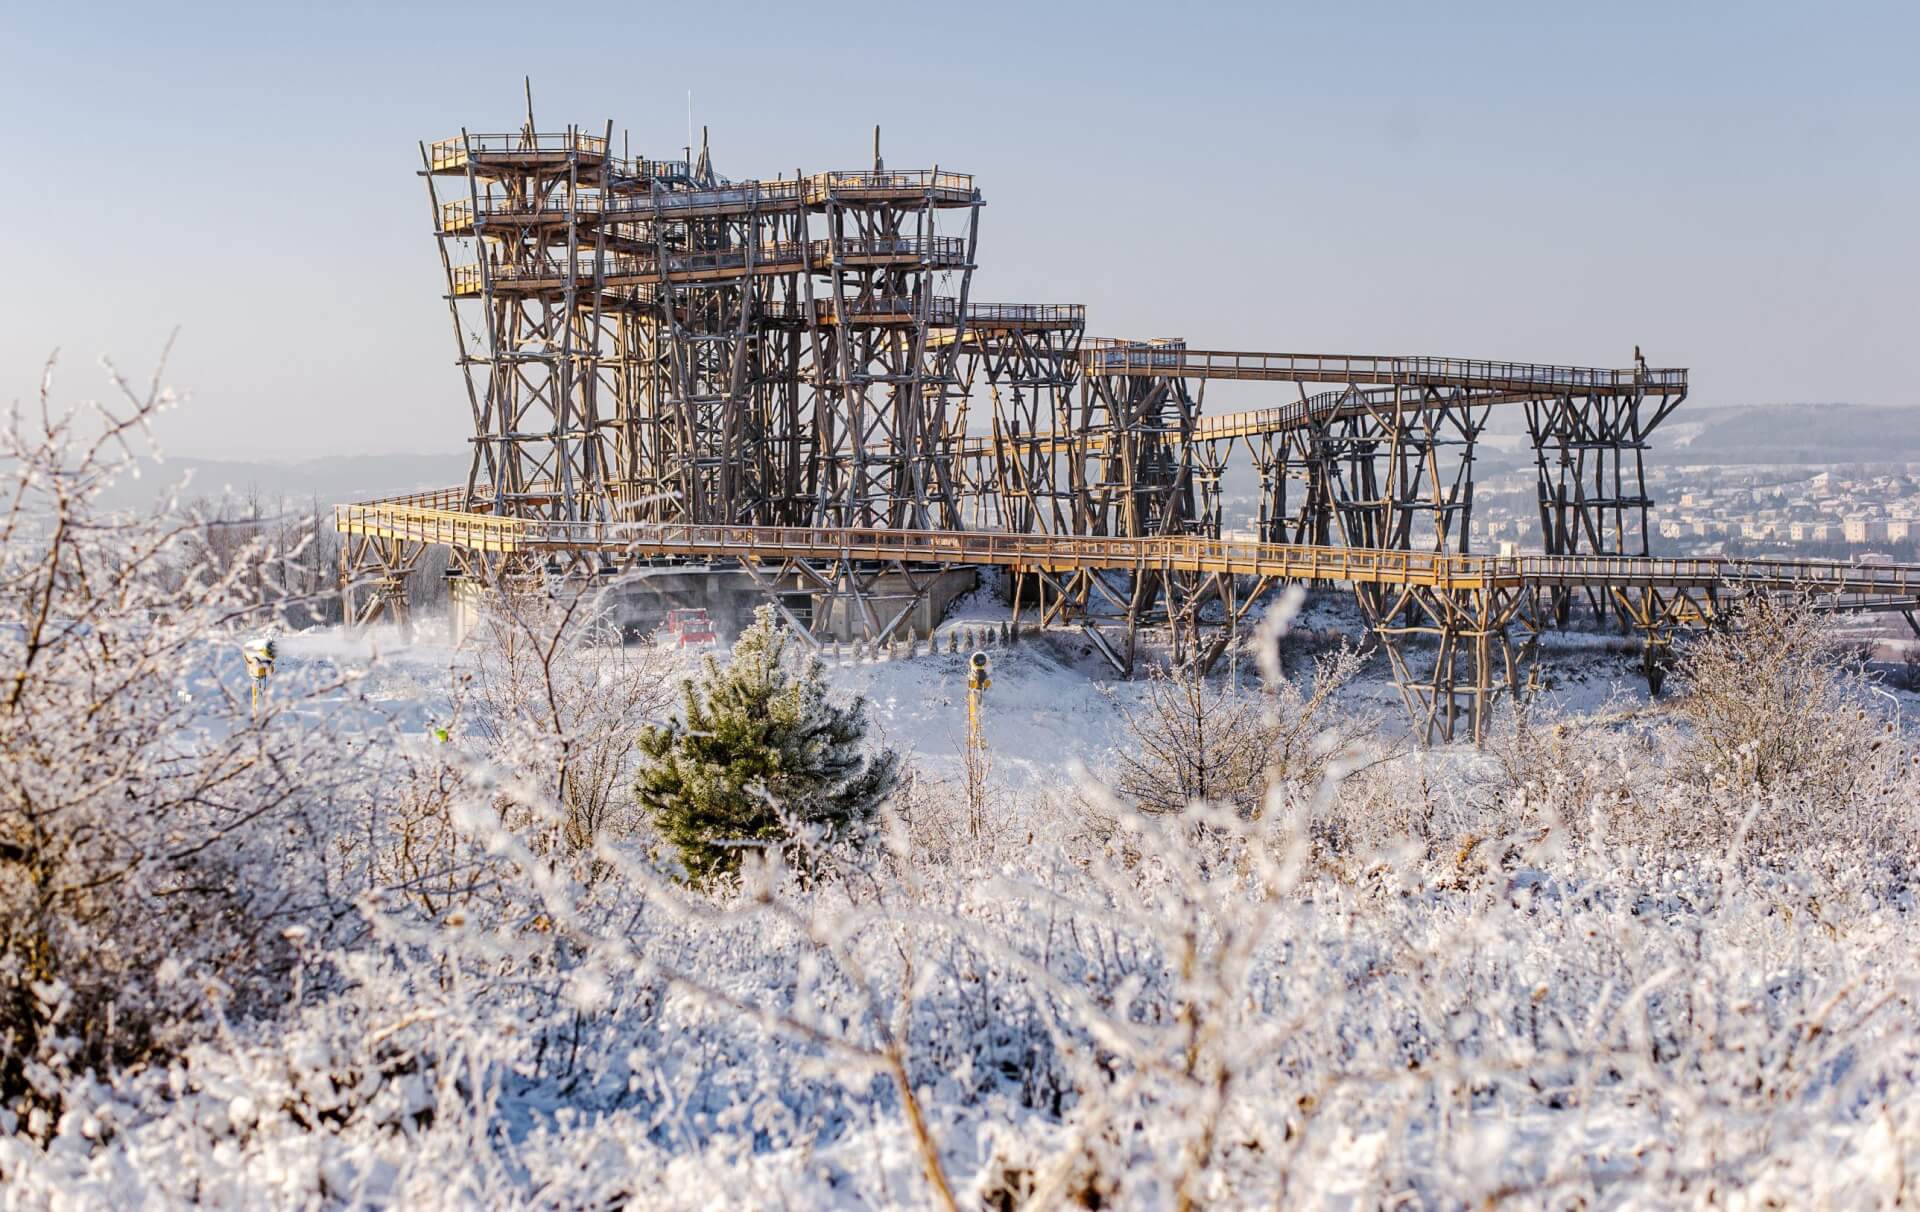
[269,566,1919,755]
[257,586,1899,794]
[12,592,1913,1210]
[14,347,1914,1208]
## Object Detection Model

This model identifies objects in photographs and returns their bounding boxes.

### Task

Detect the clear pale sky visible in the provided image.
[2,0,1915,458]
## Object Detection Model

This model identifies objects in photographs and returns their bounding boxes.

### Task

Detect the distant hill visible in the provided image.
[1485,401,1920,467]
[98,452,466,512]
[1667,403,1920,466]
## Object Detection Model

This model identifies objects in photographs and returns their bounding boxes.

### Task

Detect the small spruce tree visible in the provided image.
[636,606,899,883]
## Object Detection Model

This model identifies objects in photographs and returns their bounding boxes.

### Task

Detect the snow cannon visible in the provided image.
[966,651,990,752]
[242,636,277,713]
[242,636,277,680]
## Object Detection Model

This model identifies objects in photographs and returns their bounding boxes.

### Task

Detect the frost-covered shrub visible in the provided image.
[1675,595,1874,795]
[464,583,672,853]
[2,370,1916,1209]
[1113,644,1375,819]
[5,654,1917,1210]
[960,800,1919,1207]
[1110,663,1273,816]
[1672,595,1916,856]
[0,357,375,1124]
[342,583,674,926]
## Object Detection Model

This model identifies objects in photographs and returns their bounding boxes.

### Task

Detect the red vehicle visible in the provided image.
[660,607,718,650]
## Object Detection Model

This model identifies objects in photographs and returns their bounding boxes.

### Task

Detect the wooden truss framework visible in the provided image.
[338,532,427,630]
[1359,583,1542,745]
[343,103,1729,744]
[353,111,997,635]
[1525,386,1686,622]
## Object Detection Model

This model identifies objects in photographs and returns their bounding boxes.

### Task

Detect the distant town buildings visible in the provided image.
[1617,464,1920,559]
[1223,461,1920,561]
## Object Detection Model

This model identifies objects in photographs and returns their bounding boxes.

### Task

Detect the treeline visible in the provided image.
[179,492,450,628]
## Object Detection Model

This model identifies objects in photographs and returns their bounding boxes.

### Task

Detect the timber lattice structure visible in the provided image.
[338,108,1920,742]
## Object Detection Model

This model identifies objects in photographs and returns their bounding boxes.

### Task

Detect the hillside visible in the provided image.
[1668,402,1920,465]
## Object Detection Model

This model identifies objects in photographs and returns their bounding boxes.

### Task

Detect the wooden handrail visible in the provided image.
[1080,346,1688,394]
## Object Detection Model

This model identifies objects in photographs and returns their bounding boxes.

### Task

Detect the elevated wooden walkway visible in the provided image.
[448,236,972,296]
[1081,344,1687,397]
[337,490,1920,605]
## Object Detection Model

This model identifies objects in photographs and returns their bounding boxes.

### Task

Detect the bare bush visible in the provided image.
[884,746,1053,875]
[1676,596,1867,790]
[1672,594,1915,854]
[1112,663,1275,816]
[961,789,1919,1207]
[1470,697,1660,840]
[179,493,344,629]
[0,355,372,1124]
[356,742,500,921]
[464,581,672,854]
[1113,641,1376,819]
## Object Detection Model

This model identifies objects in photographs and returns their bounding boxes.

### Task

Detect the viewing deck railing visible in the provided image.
[820,235,970,263]
[427,136,699,183]
[436,166,968,217]
[964,303,1086,327]
[426,137,970,201]
[428,131,611,172]
[641,178,802,211]
[760,296,963,325]
[616,158,694,183]
[440,179,808,231]
[803,170,975,202]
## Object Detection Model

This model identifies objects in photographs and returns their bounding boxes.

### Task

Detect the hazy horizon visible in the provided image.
[4,0,1915,460]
